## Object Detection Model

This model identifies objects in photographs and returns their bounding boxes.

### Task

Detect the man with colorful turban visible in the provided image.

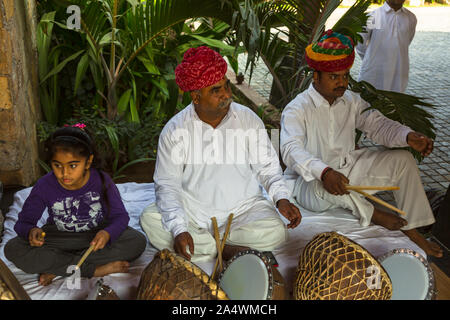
[140,46,301,263]
[280,30,442,257]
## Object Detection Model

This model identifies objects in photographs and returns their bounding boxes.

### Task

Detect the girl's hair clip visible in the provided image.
[64,123,87,130]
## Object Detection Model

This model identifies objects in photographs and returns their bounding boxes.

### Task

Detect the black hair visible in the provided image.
[45,126,111,219]
[46,126,94,161]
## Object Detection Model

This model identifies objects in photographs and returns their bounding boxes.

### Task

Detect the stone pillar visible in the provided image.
[0,0,41,186]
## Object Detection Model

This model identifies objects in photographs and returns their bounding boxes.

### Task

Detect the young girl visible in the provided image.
[4,125,147,286]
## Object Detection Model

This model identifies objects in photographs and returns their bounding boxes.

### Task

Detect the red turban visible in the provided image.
[175,46,228,92]
[305,30,355,72]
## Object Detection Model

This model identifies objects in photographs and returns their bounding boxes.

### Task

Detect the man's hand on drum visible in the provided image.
[322,169,350,196]
[407,131,433,157]
[276,199,302,229]
[174,232,195,261]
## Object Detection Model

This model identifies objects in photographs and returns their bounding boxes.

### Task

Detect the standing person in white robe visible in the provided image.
[140,46,301,263]
[281,30,442,258]
[356,0,417,93]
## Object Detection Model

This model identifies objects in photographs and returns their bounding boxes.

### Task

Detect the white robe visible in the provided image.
[280,84,435,229]
[356,2,417,93]
[153,102,291,237]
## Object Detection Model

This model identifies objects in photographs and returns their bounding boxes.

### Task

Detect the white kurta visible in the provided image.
[280,84,435,230]
[356,2,417,93]
[281,84,412,182]
[153,102,290,238]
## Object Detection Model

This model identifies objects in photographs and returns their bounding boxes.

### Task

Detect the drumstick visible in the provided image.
[352,189,406,216]
[211,218,223,273]
[346,185,400,191]
[76,244,95,270]
[220,214,234,252]
[38,232,46,241]
[210,214,234,282]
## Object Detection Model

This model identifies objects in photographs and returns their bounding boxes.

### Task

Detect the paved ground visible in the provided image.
[237,6,450,195]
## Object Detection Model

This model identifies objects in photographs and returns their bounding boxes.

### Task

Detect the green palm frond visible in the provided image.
[333,0,371,44]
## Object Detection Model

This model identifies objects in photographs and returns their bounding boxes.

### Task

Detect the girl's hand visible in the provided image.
[29,227,45,247]
[90,230,111,251]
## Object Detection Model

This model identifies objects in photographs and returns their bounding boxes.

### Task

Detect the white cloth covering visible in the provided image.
[140,203,287,263]
[356,2,417,92]
[153,102,290,238]
[0,182,426,300]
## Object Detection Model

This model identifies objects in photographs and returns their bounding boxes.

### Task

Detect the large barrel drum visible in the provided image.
[294,232,392,300]
[136,249,228,300]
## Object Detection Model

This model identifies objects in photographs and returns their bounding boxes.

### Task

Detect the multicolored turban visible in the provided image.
[305,30,355,72]
[175,46,228,92]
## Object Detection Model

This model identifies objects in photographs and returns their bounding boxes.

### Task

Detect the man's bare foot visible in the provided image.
[39,273,56,286]
[402,229,444,258]
[371,208,408,230]
[93,261,130,277]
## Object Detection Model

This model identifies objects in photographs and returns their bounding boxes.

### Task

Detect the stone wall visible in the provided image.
[0,0,41,187]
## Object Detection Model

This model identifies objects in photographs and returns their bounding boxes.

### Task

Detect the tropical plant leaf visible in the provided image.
[117,88,132,114]
[37,159,52,174]
[74,52,90,95]
[333,0,371,44]
[113,157,155,180]
[40,50,85,84]
[103,124,120,172]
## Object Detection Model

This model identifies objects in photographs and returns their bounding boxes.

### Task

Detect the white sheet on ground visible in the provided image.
[0,181,424,300]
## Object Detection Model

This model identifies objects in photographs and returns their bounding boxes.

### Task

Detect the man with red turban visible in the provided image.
[280,31,442,258]
[141,46,301,262]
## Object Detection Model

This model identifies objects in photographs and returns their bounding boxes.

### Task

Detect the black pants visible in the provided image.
[4,225,147,278]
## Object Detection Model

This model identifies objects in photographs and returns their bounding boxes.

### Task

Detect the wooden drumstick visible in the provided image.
[76,244,95,270]
[211,218,223,273]
[220,214,234,253]
[345,185,400,191]
[210,214,234,282]
[352,189,406,216]
[38,232,46,242]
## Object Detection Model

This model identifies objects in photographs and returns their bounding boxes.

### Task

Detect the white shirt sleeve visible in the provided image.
[280,102,329,182]
[249,115,291,204]
[355,28,372,60]
[355,95,412,148]
[153,127,189,238]
[409,13,417,44]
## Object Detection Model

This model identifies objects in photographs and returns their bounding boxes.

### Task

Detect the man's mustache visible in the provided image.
[334,87,347,91]
[218,98,233,108]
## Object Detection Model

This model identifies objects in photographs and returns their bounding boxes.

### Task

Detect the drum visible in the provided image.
[378,248,436,300]
[294,232,392,300]
[0,258,30,300]
[218,249,286,300]
[136,249,228,300]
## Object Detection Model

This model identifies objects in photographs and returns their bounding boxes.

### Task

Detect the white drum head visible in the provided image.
[378,249,435,300]
[218,251,271,300]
